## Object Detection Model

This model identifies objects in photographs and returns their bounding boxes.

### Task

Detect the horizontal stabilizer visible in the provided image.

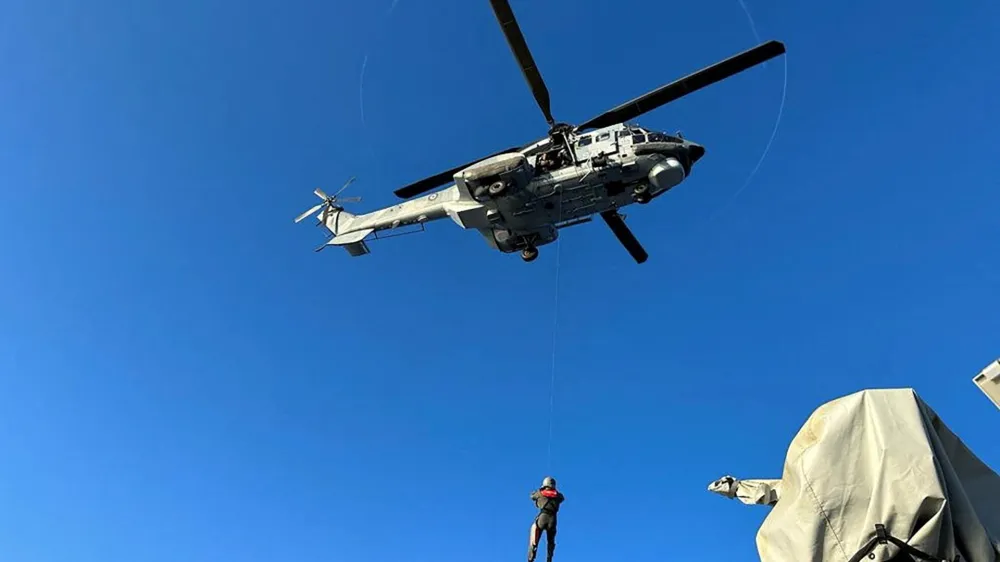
[328,228,374,246]
[314,228,374,257]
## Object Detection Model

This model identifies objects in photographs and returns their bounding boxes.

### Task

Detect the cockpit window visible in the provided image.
[640,132,682,143]
[577,136,592,147]
[632,133,645,144]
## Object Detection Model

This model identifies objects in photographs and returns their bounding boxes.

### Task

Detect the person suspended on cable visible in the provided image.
[528,476,564,562]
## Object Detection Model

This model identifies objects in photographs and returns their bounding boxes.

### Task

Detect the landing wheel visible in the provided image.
[488,180,508,197]
[521,247,539,262]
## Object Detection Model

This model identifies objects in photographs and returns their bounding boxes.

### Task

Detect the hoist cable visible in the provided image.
[545,197,563,473]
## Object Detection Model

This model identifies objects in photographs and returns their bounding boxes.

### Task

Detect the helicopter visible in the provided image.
[295,0,786,264]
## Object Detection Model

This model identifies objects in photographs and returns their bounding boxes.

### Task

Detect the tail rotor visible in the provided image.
[294,176,362,223]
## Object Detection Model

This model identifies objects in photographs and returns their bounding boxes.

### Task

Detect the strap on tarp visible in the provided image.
[846,524,959,562]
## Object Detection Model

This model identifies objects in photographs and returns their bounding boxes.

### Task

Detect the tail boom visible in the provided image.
[318,186,484,257]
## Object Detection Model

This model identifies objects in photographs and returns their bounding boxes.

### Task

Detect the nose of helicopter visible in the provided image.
[686,142,706,164]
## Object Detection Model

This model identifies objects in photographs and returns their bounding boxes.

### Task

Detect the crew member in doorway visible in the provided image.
[528,476,564,562]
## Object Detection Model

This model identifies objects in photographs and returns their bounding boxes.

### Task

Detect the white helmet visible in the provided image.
[541,476,556,488]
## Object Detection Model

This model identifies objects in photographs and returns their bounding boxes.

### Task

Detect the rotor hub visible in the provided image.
[548,122,573,135]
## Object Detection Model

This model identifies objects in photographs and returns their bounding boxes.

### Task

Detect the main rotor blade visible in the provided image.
[334,176,356,197]
[393,146,522,199]
[577,40,786,132]
[599,210,648,264]
[295,202,326,223]
[488,0,555,126]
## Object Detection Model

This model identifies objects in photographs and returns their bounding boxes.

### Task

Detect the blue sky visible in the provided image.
[1,0,998,560]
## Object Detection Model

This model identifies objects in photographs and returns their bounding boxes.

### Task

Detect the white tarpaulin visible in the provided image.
[709,388,1000,562]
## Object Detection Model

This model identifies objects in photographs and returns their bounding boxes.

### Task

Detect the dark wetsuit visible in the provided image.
[528,487,564,562]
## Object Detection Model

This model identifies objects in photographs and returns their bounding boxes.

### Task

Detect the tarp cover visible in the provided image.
[709,388,1000,562]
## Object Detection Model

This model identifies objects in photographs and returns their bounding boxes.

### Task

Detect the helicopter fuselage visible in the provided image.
[319,122,705,259]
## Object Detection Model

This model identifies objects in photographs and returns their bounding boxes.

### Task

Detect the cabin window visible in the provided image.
[596,132,610,141]
[577,136,592,147]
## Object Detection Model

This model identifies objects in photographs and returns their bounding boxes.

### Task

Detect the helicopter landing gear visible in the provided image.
[633,183,651,204]
[521,246,539,262]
